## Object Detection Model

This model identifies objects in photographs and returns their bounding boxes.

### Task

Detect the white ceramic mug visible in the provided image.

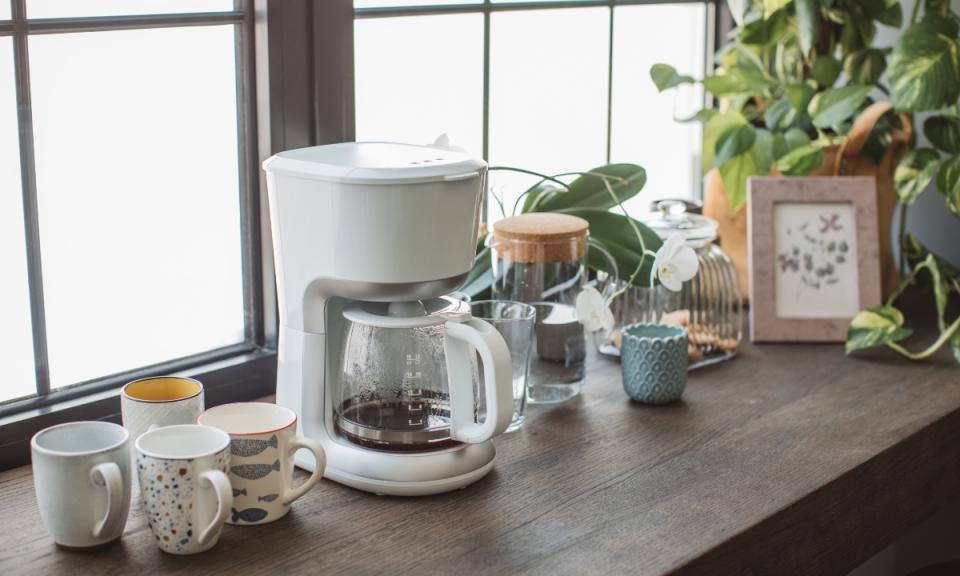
[136,425,233,555]
[121,377,205,444]
[31,421,132,549]
[198,402,325,525]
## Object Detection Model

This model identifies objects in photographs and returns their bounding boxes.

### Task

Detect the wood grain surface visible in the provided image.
[2,341,959,576]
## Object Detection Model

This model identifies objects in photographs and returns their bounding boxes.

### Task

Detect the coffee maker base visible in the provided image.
[293,440,498,496]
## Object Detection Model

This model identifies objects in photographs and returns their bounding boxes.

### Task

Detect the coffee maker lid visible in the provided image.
[343,297,471,328]
[263,142,487,185]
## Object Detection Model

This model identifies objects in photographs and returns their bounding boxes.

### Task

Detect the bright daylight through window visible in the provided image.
[354,1,708,219]
[0,1,248,404]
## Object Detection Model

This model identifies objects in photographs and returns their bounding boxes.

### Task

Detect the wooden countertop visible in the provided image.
[2,341,960,575]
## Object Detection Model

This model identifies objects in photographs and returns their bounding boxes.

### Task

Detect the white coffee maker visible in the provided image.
[263,142,514,496]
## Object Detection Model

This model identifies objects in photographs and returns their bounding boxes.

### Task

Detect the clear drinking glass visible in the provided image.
[470,301,534,432]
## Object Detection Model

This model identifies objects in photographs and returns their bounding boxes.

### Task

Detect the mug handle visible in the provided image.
[89,462,124,539]
[445,318,514,444]
[198,470,233,546]
[281,437,326,506]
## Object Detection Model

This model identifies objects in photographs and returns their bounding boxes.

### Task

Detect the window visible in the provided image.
[353,0,711,220]
[0,2,266,410]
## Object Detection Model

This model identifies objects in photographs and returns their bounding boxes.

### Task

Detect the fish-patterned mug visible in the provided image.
[198,402,325,525]
[135,425,233,555]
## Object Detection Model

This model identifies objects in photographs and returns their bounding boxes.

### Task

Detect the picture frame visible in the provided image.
[748,176,882,342]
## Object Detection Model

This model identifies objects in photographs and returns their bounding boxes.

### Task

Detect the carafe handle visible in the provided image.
[445,318,513,444]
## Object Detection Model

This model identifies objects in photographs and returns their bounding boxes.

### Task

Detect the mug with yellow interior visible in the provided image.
[121,376,205,448]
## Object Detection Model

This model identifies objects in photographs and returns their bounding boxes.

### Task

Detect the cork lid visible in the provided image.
[492,213,589,263]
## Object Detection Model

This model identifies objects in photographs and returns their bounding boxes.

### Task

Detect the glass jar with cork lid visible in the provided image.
[489,213,618,403]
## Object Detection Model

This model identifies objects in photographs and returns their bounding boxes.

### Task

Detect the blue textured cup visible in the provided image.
[620,323,688,404]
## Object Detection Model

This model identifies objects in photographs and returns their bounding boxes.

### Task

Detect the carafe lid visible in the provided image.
[343,296,470,328]
[642,200,718,247]
[263,142,487,185]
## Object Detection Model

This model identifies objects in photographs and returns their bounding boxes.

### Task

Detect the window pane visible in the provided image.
[0,2,9,19]
[488,7,609,221]
[0,39,36,403]
[354,1,479,8]
[30,26,245,388]
[355,14,483,157]
[27,0,232,19]
[611,4,706,211]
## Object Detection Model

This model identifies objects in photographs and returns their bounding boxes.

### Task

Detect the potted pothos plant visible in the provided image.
[846,0,960,362]
[651,0,912,298]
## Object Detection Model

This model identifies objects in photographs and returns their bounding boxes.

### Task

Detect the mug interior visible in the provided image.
[123,377,202,403]
[198,402,296,435]
[33,421,128,455]
[136,425,229,459]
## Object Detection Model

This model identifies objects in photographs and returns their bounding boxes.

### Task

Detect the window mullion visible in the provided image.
[605,2,614,164]
[12,0,51,397]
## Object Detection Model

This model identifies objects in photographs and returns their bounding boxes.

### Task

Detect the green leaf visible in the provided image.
[845,305,913,354]
[520,181,562,213]
[714,123,758,169]
[794,0,819,54]
[922,13,960,38]
[775,145,824,175]
[808,85,873,128]
[876,0,902,27]
[703,66,775,95]
[718,149,761,213]
[923,254,950,332]
[728,0,751,26]
[844,48,887,86]
[557,208,663,288]
[676,108,719,123]
[936,154,960,216]
[703,111,749,174]
[840,15,866,57]
[926,0,951,18]
[532,164,647,213]
[923,115,960,154]
[764,0,791,18]
[740,10,790,45]
[650,63,694,92]
[895,149,941,205]
[784,127,812,150]
[785,83,815,111]
[753,129,775,174]
[811,55,842,87]
[888,18,960,112]
[765,98,796,131]
[772,133,790,160]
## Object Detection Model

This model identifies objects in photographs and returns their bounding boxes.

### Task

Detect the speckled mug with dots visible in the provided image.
[135,425,233,555]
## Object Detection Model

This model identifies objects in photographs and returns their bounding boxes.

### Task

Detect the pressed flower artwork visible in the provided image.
[773,202,860,319]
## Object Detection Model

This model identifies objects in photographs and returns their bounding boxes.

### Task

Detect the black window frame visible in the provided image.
[0,0,360,470]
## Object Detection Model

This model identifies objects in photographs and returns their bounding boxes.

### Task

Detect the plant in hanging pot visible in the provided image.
[845,0,960,363]
[651,0,913,299]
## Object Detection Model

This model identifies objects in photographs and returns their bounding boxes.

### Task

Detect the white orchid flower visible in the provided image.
[575,285,615,333]
[652,234,698,292]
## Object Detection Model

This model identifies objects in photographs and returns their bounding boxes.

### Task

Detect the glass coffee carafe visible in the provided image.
[335,297,513,451]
